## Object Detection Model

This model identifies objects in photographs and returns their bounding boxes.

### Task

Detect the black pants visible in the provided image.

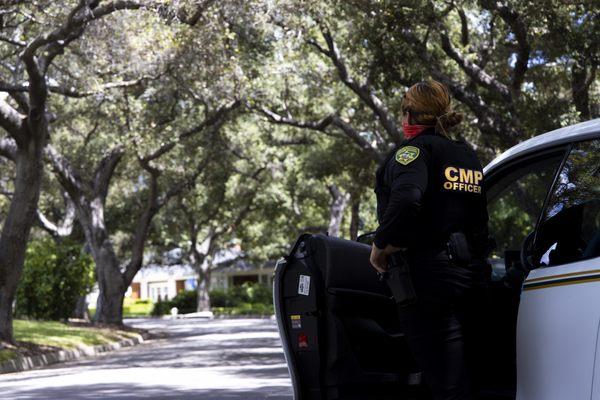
[395,255,490,400]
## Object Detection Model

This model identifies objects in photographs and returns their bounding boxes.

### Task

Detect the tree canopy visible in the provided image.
[0,0,597,338]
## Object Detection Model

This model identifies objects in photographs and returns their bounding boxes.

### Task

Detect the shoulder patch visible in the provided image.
[395,146,420,165]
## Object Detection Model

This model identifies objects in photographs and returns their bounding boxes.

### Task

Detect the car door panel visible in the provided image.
[517,138,600,399]
[518,258,600,400]
[274,233,424,400]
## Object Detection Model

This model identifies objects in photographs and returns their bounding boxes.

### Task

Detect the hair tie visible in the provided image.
[436,110,453,120]
[436,110,453,138]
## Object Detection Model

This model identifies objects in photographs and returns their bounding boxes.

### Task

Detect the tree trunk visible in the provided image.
[74,199,127,326]
[349,197,360,240]
[571,60,591,121]
[0,142,45,343]
[92,244,126,325]
[327,185,350,238]
[73,296,90,321]
[196,268,212,312]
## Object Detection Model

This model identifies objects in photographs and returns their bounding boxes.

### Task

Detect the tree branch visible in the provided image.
[0,76,30,112]
[257,106,384,161]
[399,29,521,147]
[311,25,402,143]
[433,71,519,147]
[457,7,469,46]
[141,100,241,163]
[122,98,237,285]
[0,136,17,161]
[45,144,86,198]
[479,0,530,94]
[37,193,76,238]
[159,152,213,208]
[92,147,124,201]
[0,94,25,143]
[439,30,511,101]
[123,167,160,285]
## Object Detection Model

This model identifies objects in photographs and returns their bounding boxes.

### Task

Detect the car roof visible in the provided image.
[484,118,600,174]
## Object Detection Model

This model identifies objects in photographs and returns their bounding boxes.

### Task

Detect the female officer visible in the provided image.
[369,80,490,400]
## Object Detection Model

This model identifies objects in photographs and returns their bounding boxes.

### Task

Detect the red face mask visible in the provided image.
[402,117,430,139]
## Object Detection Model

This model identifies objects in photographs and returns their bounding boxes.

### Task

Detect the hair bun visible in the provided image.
[437,110,463,131]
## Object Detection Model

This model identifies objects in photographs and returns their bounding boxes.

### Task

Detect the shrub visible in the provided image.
[150,298,171,316]
[151,283,274,316]
[169,290,197,314]
[209,282,273,307]
[245,283,273,305]
[15,238,95,321]
[208,289,229,307]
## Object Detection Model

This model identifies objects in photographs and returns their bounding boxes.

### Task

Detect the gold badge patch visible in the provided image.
[442,166,483,193]
[395,146,420,165]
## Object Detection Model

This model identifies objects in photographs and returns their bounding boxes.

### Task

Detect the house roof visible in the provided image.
[132,263,196,282]
[211,258,255,273]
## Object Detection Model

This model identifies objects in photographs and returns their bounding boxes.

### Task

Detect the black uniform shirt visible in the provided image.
[374,128,489,257]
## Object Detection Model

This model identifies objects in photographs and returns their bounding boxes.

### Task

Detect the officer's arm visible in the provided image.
[373,145,430,249]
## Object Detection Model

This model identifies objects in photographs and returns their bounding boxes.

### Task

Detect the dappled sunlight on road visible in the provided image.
[0,318,293,400]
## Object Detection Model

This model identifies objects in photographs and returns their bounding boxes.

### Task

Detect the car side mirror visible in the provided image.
[356,231,376,245]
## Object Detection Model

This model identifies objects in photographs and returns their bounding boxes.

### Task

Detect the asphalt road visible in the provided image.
[0,318,293,400]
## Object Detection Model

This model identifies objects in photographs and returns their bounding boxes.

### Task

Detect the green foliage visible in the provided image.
[1,1,597,334]
[210,283,273,307]
[168,290,198,314]
[15,238,94,321]
[12,319,137,349]
[151,290,197,316]
[151,283,273,315]
[0,319,139,363]
[206,288,229,307]
[150,298,172,317]
[212,303,274,316]
[122,298,154,317]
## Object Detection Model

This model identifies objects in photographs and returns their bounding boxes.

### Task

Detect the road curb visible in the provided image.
[0,333,145,374]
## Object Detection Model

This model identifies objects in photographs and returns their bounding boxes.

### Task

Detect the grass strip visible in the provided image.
[0,320,139,363]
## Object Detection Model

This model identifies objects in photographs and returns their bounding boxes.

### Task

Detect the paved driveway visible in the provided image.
[0,318,293,399]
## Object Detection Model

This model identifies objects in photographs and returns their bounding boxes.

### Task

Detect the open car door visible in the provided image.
[273,233,426,400]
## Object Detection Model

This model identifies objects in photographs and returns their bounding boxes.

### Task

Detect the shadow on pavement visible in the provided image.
[3,383,292,400]
[0,319,293,400]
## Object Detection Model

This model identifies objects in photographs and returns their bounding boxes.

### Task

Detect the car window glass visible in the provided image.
[486,156,562,278]
[535,140,600,267]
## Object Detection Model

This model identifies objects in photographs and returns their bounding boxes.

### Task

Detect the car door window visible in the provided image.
[534,140,600,267]
[486,155,563,277]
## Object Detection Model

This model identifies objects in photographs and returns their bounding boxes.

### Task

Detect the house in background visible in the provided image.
[211,259,275,288]
[86,242,277,307]
[127,263,197,302]
[118,246,276,302]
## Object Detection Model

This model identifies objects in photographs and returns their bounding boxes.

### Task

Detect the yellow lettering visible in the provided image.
[474,171,483,185]
[443,182,453,190]
[445,167,459,182]
[460,168,474,184]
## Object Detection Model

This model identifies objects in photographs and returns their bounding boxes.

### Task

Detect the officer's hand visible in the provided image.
[370,244,388,274]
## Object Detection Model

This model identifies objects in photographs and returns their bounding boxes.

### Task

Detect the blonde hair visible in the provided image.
[401,80,463,136]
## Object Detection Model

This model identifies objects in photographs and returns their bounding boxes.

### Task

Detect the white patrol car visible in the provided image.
[274,118,600,400]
